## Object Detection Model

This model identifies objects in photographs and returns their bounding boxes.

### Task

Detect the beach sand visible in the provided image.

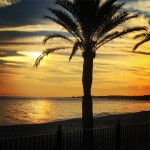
[0,111,149,139]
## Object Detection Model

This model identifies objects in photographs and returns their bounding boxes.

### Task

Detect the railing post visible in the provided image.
[115,119,121,150]
[57,124,62,150]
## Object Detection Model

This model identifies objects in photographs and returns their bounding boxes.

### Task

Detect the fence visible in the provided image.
[0,121,149,150]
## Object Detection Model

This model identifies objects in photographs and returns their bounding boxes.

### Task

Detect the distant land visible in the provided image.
[0,95,149,100]
[73,95,150,100]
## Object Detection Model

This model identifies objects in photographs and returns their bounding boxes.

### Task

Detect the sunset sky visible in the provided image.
[0,0,150,97]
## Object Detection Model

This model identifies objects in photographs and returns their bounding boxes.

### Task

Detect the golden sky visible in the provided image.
[0,0,150,97]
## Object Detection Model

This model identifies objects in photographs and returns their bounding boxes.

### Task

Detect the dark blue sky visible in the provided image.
[0,0,149,27]
[0,0,55,27]
[0,0,149,41]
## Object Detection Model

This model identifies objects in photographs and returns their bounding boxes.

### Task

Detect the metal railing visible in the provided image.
[0,121,149,150]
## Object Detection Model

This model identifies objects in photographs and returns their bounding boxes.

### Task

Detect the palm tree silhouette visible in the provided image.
[133,21,150,51]
[34,0,146,130]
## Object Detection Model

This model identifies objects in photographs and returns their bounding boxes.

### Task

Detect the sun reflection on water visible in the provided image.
[6,99,57,124]
[0,98,149,126]
[25,100,55,123]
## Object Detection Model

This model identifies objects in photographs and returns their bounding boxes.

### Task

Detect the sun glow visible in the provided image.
[18,51,41,58]
[31,52,41,58]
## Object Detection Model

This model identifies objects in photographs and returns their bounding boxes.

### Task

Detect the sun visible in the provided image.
[31,52,41,58]
[18,51,41,59]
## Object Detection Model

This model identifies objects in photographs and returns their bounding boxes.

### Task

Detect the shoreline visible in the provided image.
[0,111,149,139]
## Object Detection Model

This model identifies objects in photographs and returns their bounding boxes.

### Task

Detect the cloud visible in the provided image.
[0,30,43,41]
[0,42,39,45]
[0,68,16,74]
[0,0,55,27]
[0,59,26,69]
[0,30,69,41]
[0,50,25,57]
[0,0,149,28]
[97,53,128,60]
[123,0,150,18]
[0,0,149,97]
[0,0,21,8]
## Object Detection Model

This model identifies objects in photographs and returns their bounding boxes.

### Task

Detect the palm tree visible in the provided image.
[34,0,146,130]
[133,20,150,51]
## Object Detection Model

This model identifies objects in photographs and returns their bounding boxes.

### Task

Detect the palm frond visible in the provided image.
[55,0,85,41]
[92,3,125,40]
[99,0,118,10]
[47,7,83,42]
[43,34,74,45]
[43,15,67,30]
[114,27,147,38]
[97,13,139,39]
[69,41,82,61]
[48,7,76,29]
[133,36,150,51]
[34,47,69,68]
[35,0,148,67]
[94,31,119,50]
[96,0,121,23]
[56,0,75,16]
[134,33,148,39]
[43,15,81,42]
[96,27,146,50]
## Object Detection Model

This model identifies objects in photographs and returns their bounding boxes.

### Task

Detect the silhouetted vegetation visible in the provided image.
[34,0,146,130]
[133,20,150,51]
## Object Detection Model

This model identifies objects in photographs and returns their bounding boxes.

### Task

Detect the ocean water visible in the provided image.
[0,97,149,126]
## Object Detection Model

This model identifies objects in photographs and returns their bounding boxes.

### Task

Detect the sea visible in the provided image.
[0,97,149,126]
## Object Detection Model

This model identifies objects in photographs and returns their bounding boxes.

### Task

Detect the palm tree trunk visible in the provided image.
[82,55,94,130]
